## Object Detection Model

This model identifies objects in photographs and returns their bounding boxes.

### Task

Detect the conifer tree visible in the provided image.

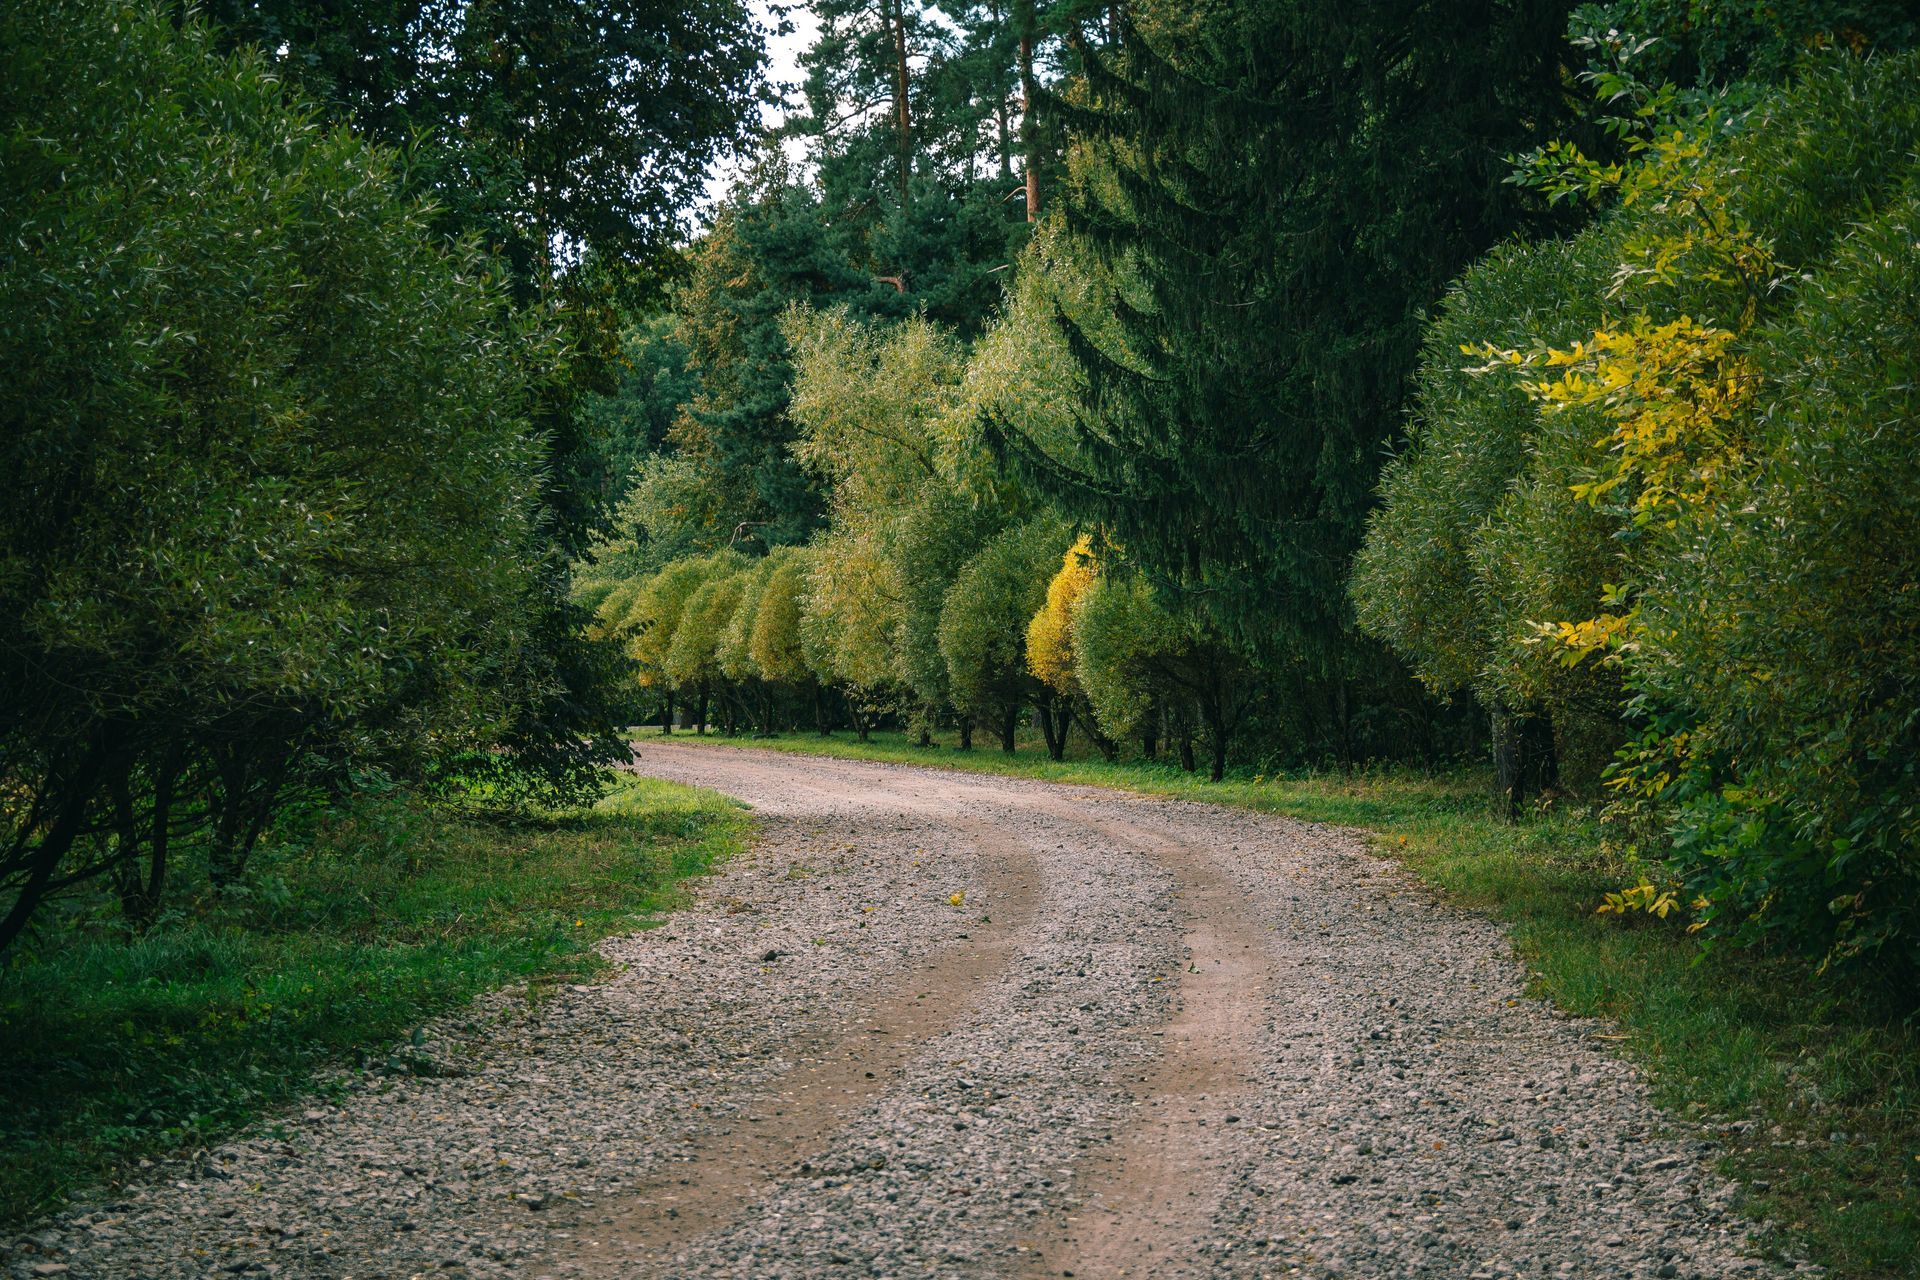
[996,0,1580,736]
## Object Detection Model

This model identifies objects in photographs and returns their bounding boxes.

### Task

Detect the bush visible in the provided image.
[1634,178,1920,974]
[0,0,548,947]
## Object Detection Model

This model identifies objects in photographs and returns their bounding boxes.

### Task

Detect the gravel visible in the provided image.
[5,743,1802,1280]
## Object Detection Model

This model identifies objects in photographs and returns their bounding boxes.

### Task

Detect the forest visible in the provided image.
[578,0,1920,984]
[3,0,1919,1264]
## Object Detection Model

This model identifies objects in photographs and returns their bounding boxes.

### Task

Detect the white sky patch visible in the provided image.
[700,0,820,213]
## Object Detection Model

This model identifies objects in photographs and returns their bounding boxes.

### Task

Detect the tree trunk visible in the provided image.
[1492,705,1558,822]
[814,684,832,736]
[1335,676,1353,770]
[1019,15,1040,220]
[1071,697,1117,761]
[1037,698,1063,760]
[114,751,179,929]
[1000,705,1019,753]
[888,0,912,208]
[1141,729,1158,760]
[958,715,974,751]
[660,693,674,735]
[695,686,710,736]
[0,740,111,956]
[210,741,292,889]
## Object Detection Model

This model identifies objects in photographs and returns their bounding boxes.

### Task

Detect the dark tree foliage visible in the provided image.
[1577,0,1920,85]
[668,185,878,549]
[200,0,769,287]
[999,0,1582,677]
[637,0,1102,556]
[199,0,772,792]
[577,313,703,503]
[0,0,552,949]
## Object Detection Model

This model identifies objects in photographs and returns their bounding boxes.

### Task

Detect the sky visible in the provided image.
[701,0,820,211]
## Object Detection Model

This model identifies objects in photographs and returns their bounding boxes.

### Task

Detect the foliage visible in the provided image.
[1570,0,1920,86]
[1027,534,1098,694]
[1357,48,1920,976]
[1630,175,1920,974]
[998,0,1584,681]
[939,520,1067,745]
[664,562,749,694]
[0,0,576,948]
[748,547,821,687]
[201,0,769,289]
[1070,571,1187,744]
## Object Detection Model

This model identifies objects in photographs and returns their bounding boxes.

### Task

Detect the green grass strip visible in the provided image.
[0,771,748,1226]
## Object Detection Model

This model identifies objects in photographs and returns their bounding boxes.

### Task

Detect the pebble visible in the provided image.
[3,745,1807,1280]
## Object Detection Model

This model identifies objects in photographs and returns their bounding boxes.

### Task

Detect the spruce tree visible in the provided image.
[1000,0,1580,713]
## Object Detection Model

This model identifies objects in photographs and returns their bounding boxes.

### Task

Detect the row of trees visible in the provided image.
[1355,43,1920,973]
[579,300,1257,777]
[0,0,768,950]
[579,0,1920,981]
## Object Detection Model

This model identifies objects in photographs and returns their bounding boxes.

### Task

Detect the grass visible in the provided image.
[667,726,1920,1279]
[0,770,748,1227]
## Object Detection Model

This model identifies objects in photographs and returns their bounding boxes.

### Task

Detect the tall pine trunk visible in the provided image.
[1018,5,1039,220]
[888,0,912,208]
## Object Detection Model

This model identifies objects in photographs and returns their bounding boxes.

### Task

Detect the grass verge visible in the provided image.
[667,727,1919,1278]
[0,770,747,1228]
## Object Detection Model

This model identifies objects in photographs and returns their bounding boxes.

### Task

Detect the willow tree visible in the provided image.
[939,519,1066,752]
[0,0,550,946]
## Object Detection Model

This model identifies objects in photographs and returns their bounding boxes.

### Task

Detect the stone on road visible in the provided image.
[10,743,1793,1280]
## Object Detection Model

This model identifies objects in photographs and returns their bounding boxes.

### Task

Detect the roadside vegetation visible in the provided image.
[682,728,1920,1277]
[4,0,1916,1270]
[0,771,747,1227]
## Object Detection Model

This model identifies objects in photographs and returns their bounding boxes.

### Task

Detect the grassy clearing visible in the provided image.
[669,727,1920,1278]
[0,771,747,1228]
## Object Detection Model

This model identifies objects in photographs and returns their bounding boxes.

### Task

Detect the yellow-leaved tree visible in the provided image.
[1025,534,1116,761]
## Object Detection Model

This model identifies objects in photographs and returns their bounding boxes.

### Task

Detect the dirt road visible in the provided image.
[25,744,1790,1280]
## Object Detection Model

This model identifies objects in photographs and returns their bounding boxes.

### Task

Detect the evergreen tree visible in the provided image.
[996,0,1582,734]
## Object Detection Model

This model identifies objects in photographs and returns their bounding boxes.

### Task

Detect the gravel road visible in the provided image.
[9,743,1800,1280]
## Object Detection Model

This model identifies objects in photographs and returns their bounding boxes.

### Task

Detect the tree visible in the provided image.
[749,546,835,731]
[1069,572,1254,780]
[665,561,749,733]
[201,0,768,291]
[1026,534,1114,759]
[1356,45,1920,971]
[623,555,732,729]
[0,0,548,947]
[719,554,784,733]
[939,520,1065,751]
[993,0,1583,749]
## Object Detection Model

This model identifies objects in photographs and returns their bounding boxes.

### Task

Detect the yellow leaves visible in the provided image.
[1528,612,1632,668]
[948,891,965,908]
[1026,535,1098,693]
[1596,877,1681,920]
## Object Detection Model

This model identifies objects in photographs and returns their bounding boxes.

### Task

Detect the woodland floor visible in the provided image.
[8,743,1816,1280]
